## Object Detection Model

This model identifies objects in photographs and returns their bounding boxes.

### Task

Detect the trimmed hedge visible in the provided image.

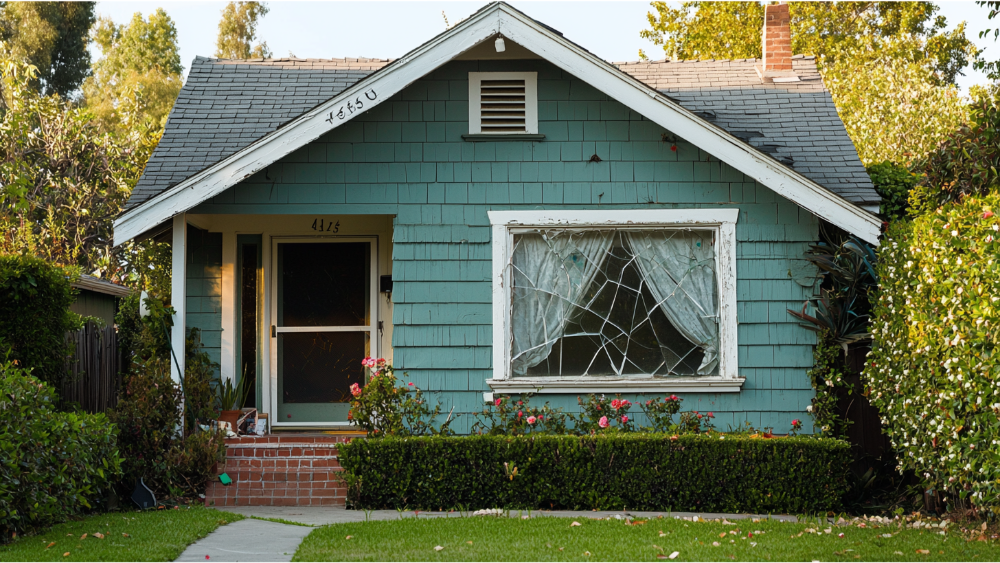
[340,434,851,514]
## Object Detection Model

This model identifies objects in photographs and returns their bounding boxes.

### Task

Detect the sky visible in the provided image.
[93,1,996,92]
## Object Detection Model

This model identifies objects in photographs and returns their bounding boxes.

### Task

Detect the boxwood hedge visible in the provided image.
[339,434,850,514]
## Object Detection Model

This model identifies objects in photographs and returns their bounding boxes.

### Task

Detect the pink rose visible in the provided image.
[621,415,628,424]
[611,399,621,409]
[408,382,414,386]
[376,358,387,367]
[985,211,994,218]
[517,411,523,418]
[361,357,375,368]
[349,383,362,397]
[707,412,714,418]
[527,416,537,425]
[518,401,523,406]
[599,416,609,428]
[495,398,502,406]
[538,415,544,421]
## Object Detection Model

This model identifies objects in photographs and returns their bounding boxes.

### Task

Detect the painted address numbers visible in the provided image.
[326,89,378,123]
[311,218,340,233]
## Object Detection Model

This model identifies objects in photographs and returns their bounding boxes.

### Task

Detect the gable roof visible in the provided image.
[115,1,881,245]
[127,57,389,211]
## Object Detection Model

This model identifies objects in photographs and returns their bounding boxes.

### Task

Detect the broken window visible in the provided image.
[509,229,719,378]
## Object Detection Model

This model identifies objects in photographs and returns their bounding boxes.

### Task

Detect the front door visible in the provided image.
[271,238,377,425]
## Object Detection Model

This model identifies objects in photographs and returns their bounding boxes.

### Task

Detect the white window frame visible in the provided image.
[469,72,538,134]
[488,209,743,394]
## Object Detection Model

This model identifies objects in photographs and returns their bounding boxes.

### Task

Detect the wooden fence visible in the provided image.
[839,343,894,472]
[61,322,121,413]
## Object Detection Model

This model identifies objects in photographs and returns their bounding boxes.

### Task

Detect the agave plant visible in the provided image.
[788,224,878,349]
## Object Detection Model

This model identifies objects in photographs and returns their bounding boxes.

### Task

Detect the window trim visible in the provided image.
[469,72,538,135]
[487,209,743,393]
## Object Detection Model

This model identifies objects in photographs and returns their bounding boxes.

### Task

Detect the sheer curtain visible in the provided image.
[626,230,719,375]
[510,230,613,376]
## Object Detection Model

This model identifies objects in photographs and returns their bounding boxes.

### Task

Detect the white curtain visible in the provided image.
[626,230,719,375]
[510,231,613,376]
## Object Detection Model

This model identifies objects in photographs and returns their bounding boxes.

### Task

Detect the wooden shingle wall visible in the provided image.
[186,225,223,375]
[192,60,820,432]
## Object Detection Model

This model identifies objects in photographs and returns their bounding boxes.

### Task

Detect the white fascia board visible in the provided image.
[496,5,881,245]
[113,8,502,246]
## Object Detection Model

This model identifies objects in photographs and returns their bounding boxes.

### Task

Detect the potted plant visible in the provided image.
[216,374,252,431]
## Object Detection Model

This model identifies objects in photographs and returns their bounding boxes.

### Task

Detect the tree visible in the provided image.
[973,1,1000,81]
[0,53,160,278]
[215,1,271,59]
[83,9,183,130]
[641,1,976,165]
[0,2,95,97]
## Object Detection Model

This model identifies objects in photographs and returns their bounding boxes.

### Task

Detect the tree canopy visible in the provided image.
[0,2,95,98]
[83,9,183,130]
[215,1,271,59]
[641,1,977,165]
[1,53,160,278]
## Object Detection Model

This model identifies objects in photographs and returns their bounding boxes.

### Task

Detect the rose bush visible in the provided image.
[347,357,453,437]
[863,190,1000,509]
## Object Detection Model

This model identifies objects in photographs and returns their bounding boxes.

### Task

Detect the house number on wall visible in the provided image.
[325,89,378,123]
[311,219,340,233]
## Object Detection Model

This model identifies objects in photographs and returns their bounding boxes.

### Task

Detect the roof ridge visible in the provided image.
[615,54,815,65]
[206,56,396,64]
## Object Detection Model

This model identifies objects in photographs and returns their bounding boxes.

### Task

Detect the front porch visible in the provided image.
[204,432,364,507]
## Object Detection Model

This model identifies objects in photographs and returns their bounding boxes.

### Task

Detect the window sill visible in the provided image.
[487,377,746,394]
[462,134,546,142]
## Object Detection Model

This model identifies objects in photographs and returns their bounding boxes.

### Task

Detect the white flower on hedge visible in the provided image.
[806,406,813,413]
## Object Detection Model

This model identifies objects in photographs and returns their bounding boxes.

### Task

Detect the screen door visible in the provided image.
[271,238,377,424]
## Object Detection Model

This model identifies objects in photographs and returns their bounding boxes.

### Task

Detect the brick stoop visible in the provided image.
[204,434,361,507]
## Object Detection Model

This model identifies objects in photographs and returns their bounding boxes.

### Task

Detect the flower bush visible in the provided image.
[638,394,682,431]
[347,357,453,437]
[471,394,570,436]
[576,394,636,433]
[864,190,1000,509]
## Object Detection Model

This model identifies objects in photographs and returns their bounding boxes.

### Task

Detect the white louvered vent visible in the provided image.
[469,72,538,135]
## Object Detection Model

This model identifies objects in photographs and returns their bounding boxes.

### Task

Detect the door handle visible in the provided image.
[271,325,276,337]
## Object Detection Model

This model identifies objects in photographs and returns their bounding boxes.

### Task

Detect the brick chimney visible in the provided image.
[761,3,792,72]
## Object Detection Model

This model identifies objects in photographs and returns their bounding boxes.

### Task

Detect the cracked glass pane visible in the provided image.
[509,228,718,377]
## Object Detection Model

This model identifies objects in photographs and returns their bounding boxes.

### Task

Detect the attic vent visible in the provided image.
[469,72,538,135]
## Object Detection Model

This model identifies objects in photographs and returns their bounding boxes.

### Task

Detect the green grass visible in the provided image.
[0,506,242,562]
[293,515,1000,562]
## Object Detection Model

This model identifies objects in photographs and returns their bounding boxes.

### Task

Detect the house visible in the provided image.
[114,2,880,433]
[70,274,132,326]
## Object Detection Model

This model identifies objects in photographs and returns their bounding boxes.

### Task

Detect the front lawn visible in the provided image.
[294,515,999,562]
[0,506,242,562]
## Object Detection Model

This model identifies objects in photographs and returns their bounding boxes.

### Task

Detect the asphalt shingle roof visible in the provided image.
[126,53,878,211]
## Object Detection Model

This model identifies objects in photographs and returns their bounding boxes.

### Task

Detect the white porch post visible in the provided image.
[171,214,187,386]
[220,231,236,383]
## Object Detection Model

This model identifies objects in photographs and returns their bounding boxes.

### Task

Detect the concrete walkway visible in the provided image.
[175,518,313,562]
[217,506,799,525]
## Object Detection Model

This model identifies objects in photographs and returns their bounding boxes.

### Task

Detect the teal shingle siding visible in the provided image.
[192,59,820,433]
[186,225,223,378]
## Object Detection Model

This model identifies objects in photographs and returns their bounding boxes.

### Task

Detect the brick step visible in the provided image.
[220,458,342,471]
[204,481,347,507]
[220,469,342,482]
[226,446,341,458]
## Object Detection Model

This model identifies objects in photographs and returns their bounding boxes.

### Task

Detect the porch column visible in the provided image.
[171,214,187,386]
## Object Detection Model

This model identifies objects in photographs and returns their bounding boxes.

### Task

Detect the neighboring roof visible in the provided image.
[71,274,132,298]
[115,2,880,245]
